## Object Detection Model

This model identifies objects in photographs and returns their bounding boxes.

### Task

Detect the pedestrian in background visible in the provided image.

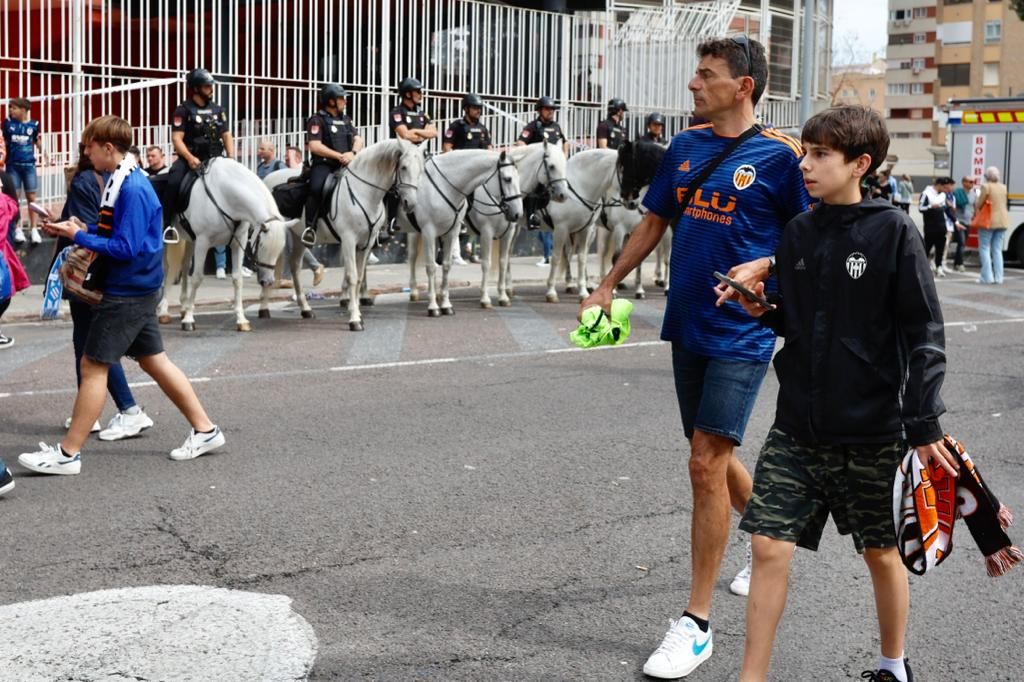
[949,175,976,274]
[2,97,46,245]
[919,176,952,277]
[255,140,286,179]
[0,173,30,348]
[895,173,913,213]
[285,145,303,170]
[144,146,168,175]
[975,166,1009,285]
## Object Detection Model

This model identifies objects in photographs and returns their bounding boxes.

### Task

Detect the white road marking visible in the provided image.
[0,585,317,680]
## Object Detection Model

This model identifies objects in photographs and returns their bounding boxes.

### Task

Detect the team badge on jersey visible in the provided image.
[445,128,453,138]
[173,116,183,127]
[309,124,320,135]
[331,126,337,133]
[522,128,531,139]
[393,114,402,122]
[845,252,867,279]
[466,133,472,140]
[733,164,756,190]
[406,116,412,124]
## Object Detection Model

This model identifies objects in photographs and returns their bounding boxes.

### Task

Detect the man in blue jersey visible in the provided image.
[17,116,225,478]
[580,37,811,679]
[2,98,46,244]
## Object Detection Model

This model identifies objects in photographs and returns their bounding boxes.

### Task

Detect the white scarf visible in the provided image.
[100,151,139,210]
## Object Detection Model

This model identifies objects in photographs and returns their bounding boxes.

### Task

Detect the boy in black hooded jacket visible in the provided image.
[716,106,957,682]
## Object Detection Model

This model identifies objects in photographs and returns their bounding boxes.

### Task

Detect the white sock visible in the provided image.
[124,405,141,416]
[879,653,907,682]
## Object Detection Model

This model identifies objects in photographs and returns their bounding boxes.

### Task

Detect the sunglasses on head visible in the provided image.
[731,35,754,78]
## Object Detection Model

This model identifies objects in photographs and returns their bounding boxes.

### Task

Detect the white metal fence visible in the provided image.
[1,0,827,208]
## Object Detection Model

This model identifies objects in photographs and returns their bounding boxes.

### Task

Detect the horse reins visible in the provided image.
[196,158,278,270]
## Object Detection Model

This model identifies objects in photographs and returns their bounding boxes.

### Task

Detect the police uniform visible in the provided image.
[641,132,665,144]
[389,104,431,143]
[517,118,566,146]
[155,99,230,224]
[595,116,628,150]
[306,109,359,226]
[443,118,491,150]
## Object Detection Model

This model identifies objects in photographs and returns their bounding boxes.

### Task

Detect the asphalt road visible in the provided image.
[1,269,1022,681]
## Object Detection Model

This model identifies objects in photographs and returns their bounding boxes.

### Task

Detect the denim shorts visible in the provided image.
[83,290,164,365]
[671,343,768,446]
[6,163,38,194]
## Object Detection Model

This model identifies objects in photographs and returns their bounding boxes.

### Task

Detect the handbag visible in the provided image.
[971,199,991,230]
[58,171,109,305]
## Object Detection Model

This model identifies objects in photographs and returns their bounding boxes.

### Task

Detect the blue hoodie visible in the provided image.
[73,168,164,296]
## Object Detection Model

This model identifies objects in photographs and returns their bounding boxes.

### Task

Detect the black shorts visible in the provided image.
[83,290,165,365]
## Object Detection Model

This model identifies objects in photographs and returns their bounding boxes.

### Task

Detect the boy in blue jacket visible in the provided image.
[717,106,957,682]
[18,116,226,476]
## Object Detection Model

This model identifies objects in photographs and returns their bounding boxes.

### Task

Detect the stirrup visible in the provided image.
[387,217,400,235]
[300,227,317,247]
[376,229,392,246]
[527,213,542,231]
[163,226,180,244]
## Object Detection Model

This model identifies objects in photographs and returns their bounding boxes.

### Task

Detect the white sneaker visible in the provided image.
[64,417,101,433]
[642,616,713,679]
[18,442,82,476]
[30,227,43,244]
[536,257,550,267]
[98,409,154,441]
[368,252,380,265]
[241,266,254,278]
[729,541,752,597]
[13,227,26,244]
[216,267,226,279]
[936,266,946,278]
[170,426,225,461]
[452,254,467,265]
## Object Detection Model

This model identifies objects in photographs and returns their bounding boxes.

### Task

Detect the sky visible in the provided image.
[831,0,889,66]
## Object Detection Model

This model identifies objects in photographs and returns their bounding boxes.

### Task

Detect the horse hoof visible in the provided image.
[158,314,171,325]
[409,291,420,302]
[441,307,454,316]
[481,301,492,309]
[545,293,559,303]
[655,279,666,288]
[498,299,511,307]
[349,320,364,332]
[181,322,195,332]
[179,311,186,320]
[427,308,441,318]
[301,309,315,319]
[258,309,271,319]
[237,321,251,332]
[359,297,375,306]
[635,291,646,300]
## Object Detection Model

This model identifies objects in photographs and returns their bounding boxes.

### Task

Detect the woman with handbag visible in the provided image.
[54,145,154,440]
[974,166,1009,285]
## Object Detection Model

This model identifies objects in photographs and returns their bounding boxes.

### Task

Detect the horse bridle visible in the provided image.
[195,158,278,271]
[469,156,524,219]
[537,141,569,198]
[426,154,521,237]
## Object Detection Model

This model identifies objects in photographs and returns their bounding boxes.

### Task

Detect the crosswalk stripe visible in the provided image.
[494,301,570,351]
[346,301,409,365]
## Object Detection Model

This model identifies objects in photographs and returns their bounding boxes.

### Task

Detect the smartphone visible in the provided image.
[28,202,53,220]
[714,271,773,309]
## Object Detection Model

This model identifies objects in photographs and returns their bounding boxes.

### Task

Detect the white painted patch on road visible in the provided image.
[0,585,317,680]
[495,303,570,351]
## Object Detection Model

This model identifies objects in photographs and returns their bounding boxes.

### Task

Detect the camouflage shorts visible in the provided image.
[739,428,904,553]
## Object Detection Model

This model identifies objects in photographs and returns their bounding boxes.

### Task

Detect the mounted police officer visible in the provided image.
[641,112,667,144]
[441,94,492,152]
[304,83,363,242]
[517,96,569,229]
[389,78,438,145]
[596,98,628,150]
[153,68,234,227]
[442,94,492,263]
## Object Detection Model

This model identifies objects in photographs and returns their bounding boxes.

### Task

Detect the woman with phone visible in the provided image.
[50,145,154,440]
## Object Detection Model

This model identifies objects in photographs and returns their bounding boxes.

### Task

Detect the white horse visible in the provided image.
[654,226,672,293]
[403,150,523,316]
[464,141,569,308]
[157,158,293,332]
[595,198,649,299]
[264,139,424,331]
[543,148,625,303]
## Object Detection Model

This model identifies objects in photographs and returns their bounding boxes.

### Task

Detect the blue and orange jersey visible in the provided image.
[1,117,40,165]
[643,124,813,362]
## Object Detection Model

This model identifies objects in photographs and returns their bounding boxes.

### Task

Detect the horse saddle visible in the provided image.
[175,168,203,216]
[272,176,310,220]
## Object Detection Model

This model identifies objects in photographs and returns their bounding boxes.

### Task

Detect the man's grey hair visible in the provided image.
[259,139,276,151]
[984,166,1000,182]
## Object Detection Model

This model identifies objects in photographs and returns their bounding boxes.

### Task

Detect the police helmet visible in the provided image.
[320,84,348,106]
[462,93,484,110]
[607,98,628,114]
[536,96,558,111]
[399,78,423,97]
[187,69,215,91]
[646,112,665,126]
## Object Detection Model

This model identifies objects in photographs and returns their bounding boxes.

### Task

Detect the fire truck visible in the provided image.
[946,97,1024,261]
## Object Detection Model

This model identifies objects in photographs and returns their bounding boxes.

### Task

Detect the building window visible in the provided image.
[985,21,1002,42]
[913,7,928,18]
[983,63,999,86]
[912,58,925,71]
[911,83,924,94]
[768,14,794,98]
[914,32,926,44]
[889,33,915,46]
[938,63,971,86]
[868,88,876,99]
[941,21,973,45]
[887,83,912,96]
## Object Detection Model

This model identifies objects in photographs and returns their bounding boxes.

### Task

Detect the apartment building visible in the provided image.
[832,56,887,115]
[886,0,938,177]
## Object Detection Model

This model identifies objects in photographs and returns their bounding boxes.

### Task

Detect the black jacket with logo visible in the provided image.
[759,199,946,447]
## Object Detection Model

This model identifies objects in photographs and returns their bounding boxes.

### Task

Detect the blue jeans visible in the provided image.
[70,299,136,411]
[538,231,553,259]
[671,343,769,446]
[214,245,227,270]
[978,228,1006,284]
[6,162,38,194]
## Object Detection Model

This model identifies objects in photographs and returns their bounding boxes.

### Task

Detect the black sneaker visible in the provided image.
[0,333,14,350]
[860,659,914,682]
[0,465,15,497]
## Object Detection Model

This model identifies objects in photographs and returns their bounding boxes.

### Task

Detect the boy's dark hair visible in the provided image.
[801,106,890,176]
[82,115,133,153]
[9,97,31,111]
[697,37,768,106]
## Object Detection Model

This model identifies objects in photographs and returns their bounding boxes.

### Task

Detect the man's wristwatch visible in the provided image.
[767,255,776,277]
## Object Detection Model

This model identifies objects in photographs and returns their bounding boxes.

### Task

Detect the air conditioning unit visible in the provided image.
[912,67,922,75]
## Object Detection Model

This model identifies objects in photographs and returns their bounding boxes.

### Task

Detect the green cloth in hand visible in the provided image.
[570,299,634,348]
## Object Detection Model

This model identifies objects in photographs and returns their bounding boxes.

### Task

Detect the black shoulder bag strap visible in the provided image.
[670,124,763,226]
